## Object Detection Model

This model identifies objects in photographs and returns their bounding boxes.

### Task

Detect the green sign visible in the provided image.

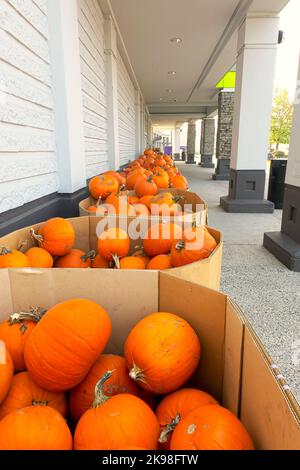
[216,71,236,89]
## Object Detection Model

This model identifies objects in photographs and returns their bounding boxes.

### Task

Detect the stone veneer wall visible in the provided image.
[216,92,234,159]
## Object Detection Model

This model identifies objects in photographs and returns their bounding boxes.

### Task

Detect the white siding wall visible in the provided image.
[117,51,136,166]
[0,0,58,214]
[78,0,109,178]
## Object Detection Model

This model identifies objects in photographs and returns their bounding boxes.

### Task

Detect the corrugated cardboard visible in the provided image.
[79,188,208,226]
[0,217,223,291]
[0,269,298,450]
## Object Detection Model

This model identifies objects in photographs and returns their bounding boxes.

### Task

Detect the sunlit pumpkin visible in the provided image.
[135,176,158,198]
[98,228,130,267]
[0,247,30,268]
[89,174,119,200]
[171,175,189,190]
[26,247,54,268]
[31,218,75,257]
[118,257,146,270]
[125,312,201,395]
[143,223,182,257]
[54,249,95,269]
[147,254,171,271]
[170,405,254,450]
[24,299,111,392]
[0,344,13,404]
[171,226,217,267]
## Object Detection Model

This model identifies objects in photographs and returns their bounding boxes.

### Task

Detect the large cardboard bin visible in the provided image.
[0,269,299,450]
[79,189,208,226]
[0,217,223,291]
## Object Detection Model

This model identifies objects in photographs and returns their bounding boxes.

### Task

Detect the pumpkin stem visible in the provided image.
[92,370,116,408]
[32,400,48,407]
[158,414,181,444]
[30,228,43,245]
[112,254,120,269]
[9,307,46,325]
[81,250,96,262]
[175,240,185,252]
[17,240,28,253]
[173,195,183,204]
[129,364,147,384]
[0,247,12,256]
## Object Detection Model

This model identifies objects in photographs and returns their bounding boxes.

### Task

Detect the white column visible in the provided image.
[135,90,142,156]
[47,0,86,193]
[231,14,279,171]
[104,15,120,170]
[286,59,300,189]
[174,126,181,156]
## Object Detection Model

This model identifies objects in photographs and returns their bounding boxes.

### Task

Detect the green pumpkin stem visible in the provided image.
[159,414,181,444]
[93,370,116,408]
[0,247,12,256]
[175,240,185,252]
[81,250,96,262]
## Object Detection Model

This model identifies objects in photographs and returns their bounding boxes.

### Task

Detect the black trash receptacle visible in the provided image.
[268,159,288,209]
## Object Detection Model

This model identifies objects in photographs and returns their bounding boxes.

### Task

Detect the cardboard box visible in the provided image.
[0,217,223,291]
[0,269,299,450]
[79,189,208,226]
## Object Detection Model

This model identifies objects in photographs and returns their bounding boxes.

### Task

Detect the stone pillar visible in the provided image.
[200,118,215,168]
[264,53,300,271]
[173,126,181,161]
[213,91,234,180]
[220,14,279,213]
[186,121,196,164]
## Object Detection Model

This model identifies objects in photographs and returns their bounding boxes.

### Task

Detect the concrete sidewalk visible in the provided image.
[179,163,300,403]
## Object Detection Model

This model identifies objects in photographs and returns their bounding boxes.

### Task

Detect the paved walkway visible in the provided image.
[179,162,300,403]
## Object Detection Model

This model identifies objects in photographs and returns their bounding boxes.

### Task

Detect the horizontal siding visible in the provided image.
[0,0,58,214]
[78,0,109,178]
[117,51,136,166]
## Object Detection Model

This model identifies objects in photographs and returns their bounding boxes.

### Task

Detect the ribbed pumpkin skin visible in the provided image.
[171,228,217,268]
[0,250,30,268]
[24,299,111,392]
[54,249,92,269]
[124,313,201,395]
[38,218,75,257]
[98,228,130,261]
[0,345,13,404]
[0,372,67,420]
[74,394,160,450]
[89,175,119,200]
[143,224,182,257]
[0,406,73,450]
[156,388,218,450]
[170,405,254,450]
[0,320,36,371]
[119,257,146,270]
[70,354,141,422]
[26,247,54,268]
[147,254,171,271]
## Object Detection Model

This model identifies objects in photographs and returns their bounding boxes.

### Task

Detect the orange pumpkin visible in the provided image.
[54,249,95,269]
[147,254,171,271]
[0,371,67,420]
[118,257,146,270]
[24,299,111,392]
[104,171,126,188]
[126,169,146,191]
[171,175,189,190]
[0,344,13,404]
[143,223,182,257]
[135,176,158,198]
[92,254,111,269]
[171,227,217,267]
[153,171,169,189]
[0,247,30,268]
[118,446,147,450]
[125,312,201,395]
[154,157,166,167]
[0,406,73,450]
[0,307,45,372]
[74,372,160,450]
[98,228,130,266]
[139,195,155,208]
[89,174,119,200]
[156,388,218,449]
[26,247,54,268]
[31,218,75,257]
[132,250,151,267]
[132,203,150,217]
[150,192,182,217]
[70,354,141,422]
[170,405,254,450]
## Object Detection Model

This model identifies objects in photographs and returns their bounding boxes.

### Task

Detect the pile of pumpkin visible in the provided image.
[0,299,254,450]
[0,217,217,270]
[88,151,189,217]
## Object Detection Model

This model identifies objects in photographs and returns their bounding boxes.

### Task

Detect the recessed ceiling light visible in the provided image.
[166,89,173,93]
[159,98,163,101]
[168,71,176,76]
[170,37,182,44]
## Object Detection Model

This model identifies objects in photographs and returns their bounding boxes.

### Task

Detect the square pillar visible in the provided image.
[173,125,181,161]
[199,118,215,168]
[186,120,196,164]
[213,91,234,180]
[264,53,300,271]
[220,14,279,212]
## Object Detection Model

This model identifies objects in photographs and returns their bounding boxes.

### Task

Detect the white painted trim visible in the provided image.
[47,0,86,193]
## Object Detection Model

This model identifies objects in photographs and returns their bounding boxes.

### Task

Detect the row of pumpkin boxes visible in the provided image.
[0,150,299,450]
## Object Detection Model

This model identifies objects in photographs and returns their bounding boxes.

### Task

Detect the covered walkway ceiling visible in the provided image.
[109,0,288,126]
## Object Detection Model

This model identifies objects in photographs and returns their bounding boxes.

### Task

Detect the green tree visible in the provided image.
[270,88,293,152]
